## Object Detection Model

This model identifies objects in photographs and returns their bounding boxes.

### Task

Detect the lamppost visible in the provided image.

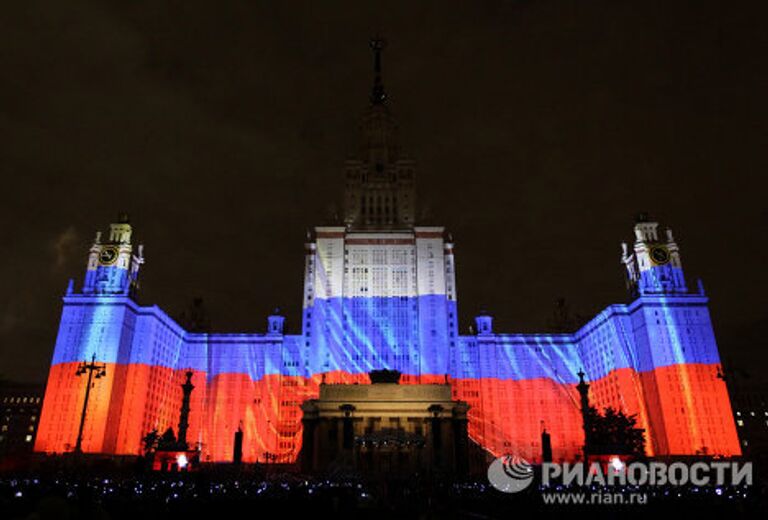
[73,353,107,454]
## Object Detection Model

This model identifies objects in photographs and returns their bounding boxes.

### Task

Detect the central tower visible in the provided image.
[343,39,416,230]
[302,40,457,381]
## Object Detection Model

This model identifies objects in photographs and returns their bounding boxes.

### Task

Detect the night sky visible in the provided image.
[1,1,766,384]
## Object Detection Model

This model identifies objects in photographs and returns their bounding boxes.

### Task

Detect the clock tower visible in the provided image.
[621,213,687,296]
[82,213,144,296]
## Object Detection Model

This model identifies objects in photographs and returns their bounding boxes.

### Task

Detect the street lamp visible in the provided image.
[73,353,107,454]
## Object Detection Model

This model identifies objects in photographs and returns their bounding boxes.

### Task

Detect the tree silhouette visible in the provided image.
[585,406,645,456]
[157,427,178,451]
[141,429,159,454]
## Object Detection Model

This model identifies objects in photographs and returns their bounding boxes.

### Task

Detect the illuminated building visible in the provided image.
[34,41,740,464]
[0,382,44,462]
[726,367,768,458]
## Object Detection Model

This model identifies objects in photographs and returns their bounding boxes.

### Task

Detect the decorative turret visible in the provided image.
[267,308,285,335]
[621,213,687,297]
[82,213,144,296]
[474,311,494,335]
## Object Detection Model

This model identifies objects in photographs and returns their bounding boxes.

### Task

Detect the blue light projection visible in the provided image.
[303,295,455,377]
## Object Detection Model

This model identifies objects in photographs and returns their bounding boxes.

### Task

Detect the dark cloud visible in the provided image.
[1,0,767,382]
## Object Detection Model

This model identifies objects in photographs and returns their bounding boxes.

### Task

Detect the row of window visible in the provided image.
[2,396,41,404]
[0,434,33,443]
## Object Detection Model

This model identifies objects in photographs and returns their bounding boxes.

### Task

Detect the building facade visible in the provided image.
[34,43,740,464]
[726,367,768,459]
[0,382,44,463]
[300,369,469,475]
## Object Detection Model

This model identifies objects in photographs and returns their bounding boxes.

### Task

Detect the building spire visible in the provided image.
[344,38,415,230]
[370,37,387,105]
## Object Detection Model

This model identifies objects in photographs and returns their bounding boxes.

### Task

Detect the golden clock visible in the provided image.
[649,246,670,265]
[99,247,118,265]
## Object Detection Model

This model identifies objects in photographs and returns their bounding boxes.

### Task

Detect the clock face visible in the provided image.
[99,247,118,265]
[650,246,670,265]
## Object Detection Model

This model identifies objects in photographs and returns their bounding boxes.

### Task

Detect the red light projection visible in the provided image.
[36,363,740,462]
